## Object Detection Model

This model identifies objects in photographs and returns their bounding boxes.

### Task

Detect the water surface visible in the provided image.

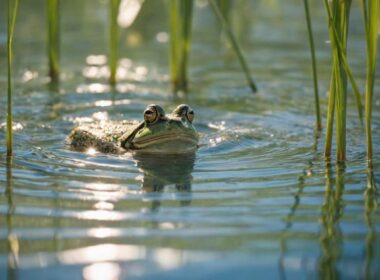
[0,1,379,279]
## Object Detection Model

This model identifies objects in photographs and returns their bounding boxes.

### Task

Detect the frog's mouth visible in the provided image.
[132,132,198,150]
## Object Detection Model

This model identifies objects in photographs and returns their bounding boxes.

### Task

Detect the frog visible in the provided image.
[68,104,199,154]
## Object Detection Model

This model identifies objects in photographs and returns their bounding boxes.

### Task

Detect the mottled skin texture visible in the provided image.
[68,120,140,154]
[67,104,198,154]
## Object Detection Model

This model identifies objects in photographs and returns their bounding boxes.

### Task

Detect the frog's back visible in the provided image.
[68,120,140,153]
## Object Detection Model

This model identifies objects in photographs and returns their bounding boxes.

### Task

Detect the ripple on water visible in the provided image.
[0,1,380,278]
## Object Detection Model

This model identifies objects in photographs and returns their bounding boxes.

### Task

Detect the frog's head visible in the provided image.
[121,104,199,153]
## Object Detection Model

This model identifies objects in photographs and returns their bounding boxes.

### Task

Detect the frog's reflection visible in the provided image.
[133,152,196,209]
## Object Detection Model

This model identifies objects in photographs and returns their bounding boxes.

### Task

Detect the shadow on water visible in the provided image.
[5,158,18,280]
[134,152,196,210]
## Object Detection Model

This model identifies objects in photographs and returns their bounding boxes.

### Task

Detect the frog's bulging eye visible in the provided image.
[186,109,194,123]
[144,107,158,124]
[172,104,194,123]
[143,104,165,124]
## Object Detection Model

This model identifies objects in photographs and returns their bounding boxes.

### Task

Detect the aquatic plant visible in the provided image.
[362,0,379,163]
[323,0,350,162]
[210,0,257,93]
[47,0,60,83]
[215,0,231,19]
[169,0,194,93]
[109,0,121,86]
[6,0,19,157]
[303,0,321,131]
[323,0,364,162]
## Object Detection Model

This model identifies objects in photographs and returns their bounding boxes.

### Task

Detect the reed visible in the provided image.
[324,67,336,159]
[326,5,363,124]
[322,0,363,162]
[47,0,60,83]
[7,0,19,158]
[210,0,257,93]
[169,0,194,92]
[215,0,231,22]
[303,0,321,131]
[109,0,120,86]
[362,0,379,163]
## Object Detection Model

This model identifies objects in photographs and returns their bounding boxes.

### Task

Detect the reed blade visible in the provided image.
[303,0,322,131]
[324,67,336,158]
[169,0,179,86]
[7,0,19,158]
[324,0,363,125]
[169,0,194,92]
[178,0,194,90]
[210,0,257,93]
[362,0,379,162]
[323,0,352,163]
[109,0,121,86]
[47,0,60,83]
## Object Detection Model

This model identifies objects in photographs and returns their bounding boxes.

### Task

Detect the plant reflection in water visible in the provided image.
[318,163,344,279]
[6,158,18,280]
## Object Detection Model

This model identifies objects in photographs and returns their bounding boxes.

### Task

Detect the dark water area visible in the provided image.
[0,0,380,279]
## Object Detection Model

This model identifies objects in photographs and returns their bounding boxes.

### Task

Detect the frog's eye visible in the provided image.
[186,109,194,123]
[144,107,159,124]
[143,104,165,124]
[172,104,193,121]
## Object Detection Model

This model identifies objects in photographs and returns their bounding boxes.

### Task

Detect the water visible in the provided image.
[1,1,380,279]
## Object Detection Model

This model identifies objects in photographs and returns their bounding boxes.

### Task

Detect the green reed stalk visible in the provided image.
[303,0,321,131]
[324,68,336,158]
[335,1,350,163]
[109,0,120,86]
[169,0,194,92]
[179,0,194,91]
[323,0,353,162]
[328,13,363,125]
[210,0,257,93]
[216,0,231,21]
[7,0,19,158]
[323,2,365,158]
[362,0,379,163]
[47,0,60,83]
[169,0,179,90]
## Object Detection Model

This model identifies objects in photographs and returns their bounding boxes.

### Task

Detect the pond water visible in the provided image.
[0,1,380,279]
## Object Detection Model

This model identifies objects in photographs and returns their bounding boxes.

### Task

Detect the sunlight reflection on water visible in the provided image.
[83,262,121,280]
[0,0,379,279]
